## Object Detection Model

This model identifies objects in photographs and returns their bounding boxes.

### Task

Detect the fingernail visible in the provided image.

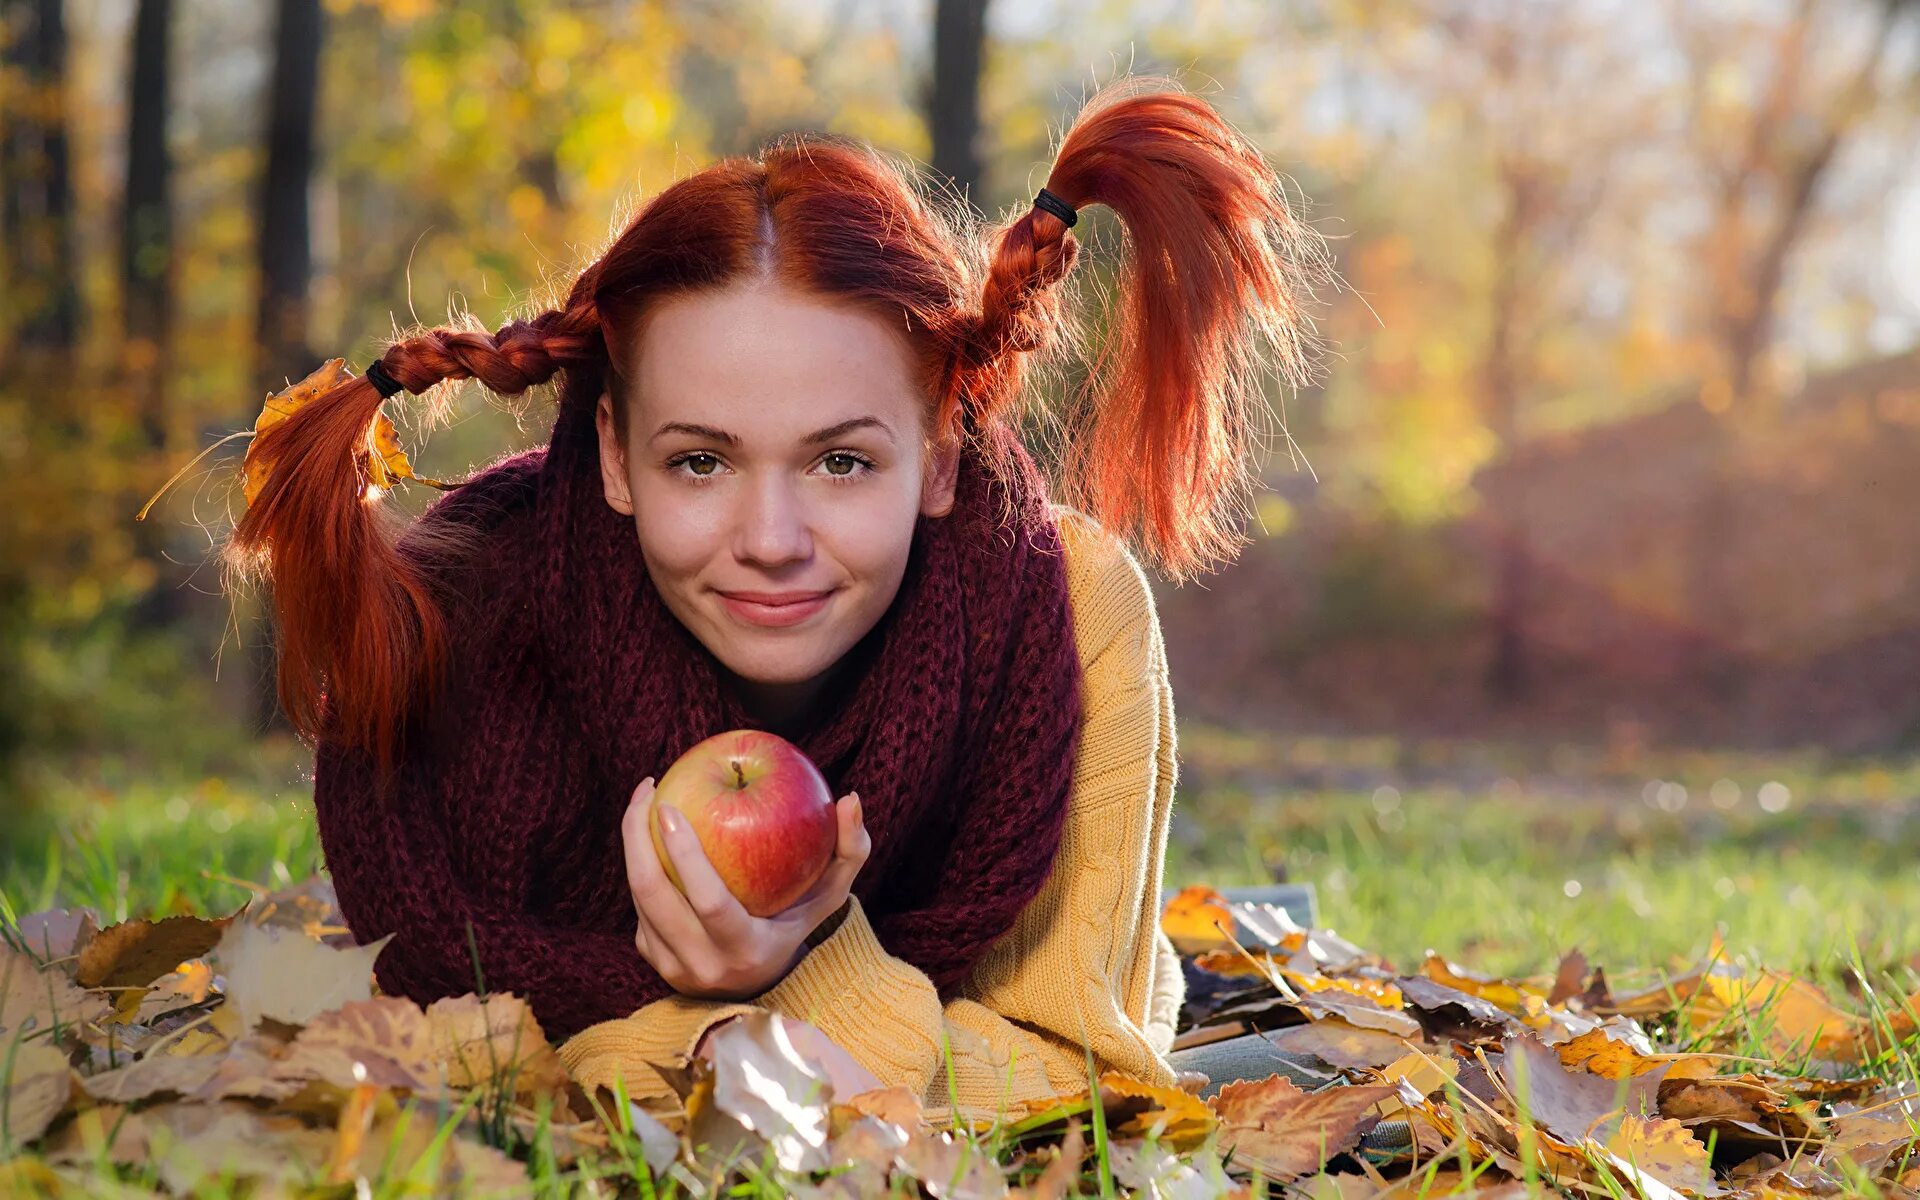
[661,808,682,835]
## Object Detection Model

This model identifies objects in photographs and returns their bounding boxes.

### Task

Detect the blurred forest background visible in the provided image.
[7,0,1920,963]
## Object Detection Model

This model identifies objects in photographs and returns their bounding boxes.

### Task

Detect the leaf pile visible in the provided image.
[0,879,1914,1197]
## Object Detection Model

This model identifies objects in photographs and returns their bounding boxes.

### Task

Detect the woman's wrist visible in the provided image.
[805,896,854,951]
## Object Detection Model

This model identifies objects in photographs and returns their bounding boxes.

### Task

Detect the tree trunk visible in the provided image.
[123,0,173,442]
[251,0,324,728]
[1,0,80,358]
[123,0,183,631]
[928,0,989,208]
[255,0,323,395]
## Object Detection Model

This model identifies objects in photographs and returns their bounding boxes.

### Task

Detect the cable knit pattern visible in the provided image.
[558,505,1188,1123]
[311,388,1085,1045]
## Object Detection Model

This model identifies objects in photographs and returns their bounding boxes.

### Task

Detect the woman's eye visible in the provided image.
[671,453,721,477]
[667,451,869,481]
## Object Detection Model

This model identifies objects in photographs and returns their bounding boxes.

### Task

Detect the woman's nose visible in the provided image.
[734,474,813,567]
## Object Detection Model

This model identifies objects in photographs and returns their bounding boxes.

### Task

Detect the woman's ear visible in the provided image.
[920,432,962,518]
[595,390,636,516]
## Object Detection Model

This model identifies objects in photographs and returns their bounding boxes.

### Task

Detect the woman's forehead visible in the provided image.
[627,281,924,441]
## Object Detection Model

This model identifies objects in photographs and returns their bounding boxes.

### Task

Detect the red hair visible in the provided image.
[227,75,1332,762]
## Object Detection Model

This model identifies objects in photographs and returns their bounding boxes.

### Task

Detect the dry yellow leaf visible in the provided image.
[242,358,351,506]
[1602,1115,1714,1195]
[1098,1072,1219,1149]
[1296,972,1405,1010]
[240,357,450,507]
[1420,954,1542,1014]
[1161,885,1236,954]
[424,992,571,1097]
[1370,1049,1459,1110]
[837,1083,922,1130]
[1683,970,1862,1059]
[1555,1020,1663,1078]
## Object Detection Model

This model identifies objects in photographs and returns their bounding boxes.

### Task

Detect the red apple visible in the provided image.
[648,729,838,917]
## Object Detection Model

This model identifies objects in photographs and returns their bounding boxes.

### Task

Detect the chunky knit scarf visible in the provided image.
[312,385,1084,1041]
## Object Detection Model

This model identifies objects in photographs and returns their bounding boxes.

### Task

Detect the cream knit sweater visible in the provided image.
[557,504,1185,1123]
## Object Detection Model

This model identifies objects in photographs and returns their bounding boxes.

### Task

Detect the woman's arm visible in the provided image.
[558,508,1186,1120]
[313,744,662,1042]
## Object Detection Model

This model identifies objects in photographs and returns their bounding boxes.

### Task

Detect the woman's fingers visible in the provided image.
[633,907,685,980]
[654,804,753,936]
[783,793,869,927]
[620,777,660,903]
[625,783,724,953]
[815,792,870,894]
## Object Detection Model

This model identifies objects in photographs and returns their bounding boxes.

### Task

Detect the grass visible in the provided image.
[2,725,1917,1195]
[1166,725,1920,980]
[6,724,1919,978]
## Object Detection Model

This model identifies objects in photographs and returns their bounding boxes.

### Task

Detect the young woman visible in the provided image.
[230,75,1330,1123]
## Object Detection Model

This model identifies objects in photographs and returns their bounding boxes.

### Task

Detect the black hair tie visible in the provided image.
[1032,187,1078,229]
[364,358,406,399]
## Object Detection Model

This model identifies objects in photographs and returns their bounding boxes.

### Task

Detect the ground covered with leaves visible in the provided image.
[2,868,1917,1198]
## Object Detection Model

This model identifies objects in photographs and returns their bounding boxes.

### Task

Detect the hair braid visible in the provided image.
[952,196,1084,428]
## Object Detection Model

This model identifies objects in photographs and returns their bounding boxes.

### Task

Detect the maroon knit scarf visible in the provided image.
[312,384,1084,1041]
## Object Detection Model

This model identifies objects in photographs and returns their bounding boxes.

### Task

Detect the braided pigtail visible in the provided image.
[229,303,602,763]
[985,76,1336,580]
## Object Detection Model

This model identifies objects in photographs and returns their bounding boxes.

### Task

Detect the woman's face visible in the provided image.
[596,277,960,704]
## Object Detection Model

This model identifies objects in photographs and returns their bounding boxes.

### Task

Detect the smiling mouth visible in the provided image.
[715,589,836,628]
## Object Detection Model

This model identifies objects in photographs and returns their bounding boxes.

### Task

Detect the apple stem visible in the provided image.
[731,760,747,790]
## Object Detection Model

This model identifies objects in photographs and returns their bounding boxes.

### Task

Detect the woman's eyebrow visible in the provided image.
[649,416,894,446]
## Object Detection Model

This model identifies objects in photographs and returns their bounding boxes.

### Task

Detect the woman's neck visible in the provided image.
[719,629,880,741]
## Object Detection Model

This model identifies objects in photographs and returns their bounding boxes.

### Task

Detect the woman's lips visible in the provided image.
[716,589,833,628]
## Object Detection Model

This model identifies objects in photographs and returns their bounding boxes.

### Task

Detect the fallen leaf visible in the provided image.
[0,1039,75,1145]
[281,995,440,1092]
[1398,975,1518,1041]
[39,1102,152,1168]
[1266,1019,1414,1070]
[1162,886,1237,954]
[1603,1115,1716,1194]
[839,1083,922,1130]
[131,960,216,1025]
[1110,1135,1247,1199]
[424,992,569,1097]
[1016,1117,1083,1200]
[213,920,391,1031]
[829,1113,910,1190]
[1554,1018,1661,1078]
[82,1050,223,1104]
[1498,1034,1665,1144]
[705,1011,834,1173]
[1297,987,1425,1038]
[9,908,101,966]
[1099,1073,1219,1149]
[75,914,232,990]
[1687,970,1864,1060]
[1418,956,1540,1017]
[1,946,110,1037]
[1548,950,1592,1007]
[1370,1049,1460,1108]
[896,1126,1010,1199]
[1209,1074,1394,1182]
[143,1099,336,1193]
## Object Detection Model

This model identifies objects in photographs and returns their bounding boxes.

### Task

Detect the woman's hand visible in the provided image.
[621,775,871,1001]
